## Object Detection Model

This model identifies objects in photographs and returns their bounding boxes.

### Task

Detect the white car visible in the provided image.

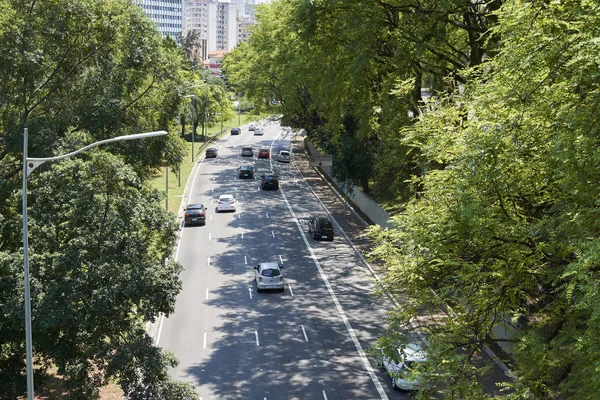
[277,150,291,163]
[248,124,256,131]
[254,126,264,135]
[381,342,427,391]
[216,194,236,212]
[254,262,285,292]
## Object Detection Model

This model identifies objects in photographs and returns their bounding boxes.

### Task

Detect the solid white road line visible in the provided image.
[279,255,284,264]
[288,284,294,297]
[278,184,389,400]
[255,330,260,346]
[322,390,328,400]
[271,231,275,238]
[241,232,244,239]
[244,256,248,265]
[301,325,308,342]
[248,287,253,299]
[209,232,212,240]
[206,288,209,301]
[203,332,207,349]
[266,212,269,219]
[207,256,211,266]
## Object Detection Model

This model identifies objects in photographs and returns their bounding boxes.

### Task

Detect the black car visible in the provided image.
[238,165,254,179]
[184,204,206,226]
[205,147,218,158]
[231,127,241,135]
[261,174,279,190]
[308,217,334,241]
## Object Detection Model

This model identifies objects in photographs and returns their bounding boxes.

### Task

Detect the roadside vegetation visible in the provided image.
[0,0,247,398]
[224,0,600,398]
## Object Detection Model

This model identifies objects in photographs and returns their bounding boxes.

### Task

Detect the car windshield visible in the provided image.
[264,175,276,180]
[188,205,204,210]
[261,268,280,277]
[280,151,289,156]
[221,197,233,202]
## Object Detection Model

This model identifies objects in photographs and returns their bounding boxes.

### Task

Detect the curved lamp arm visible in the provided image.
[26,130,167,176]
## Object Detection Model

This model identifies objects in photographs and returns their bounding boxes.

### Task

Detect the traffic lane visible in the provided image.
[179,189,387,398]
[280,174,406,397]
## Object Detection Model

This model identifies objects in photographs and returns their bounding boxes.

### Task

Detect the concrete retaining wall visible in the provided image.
[305,140,394,229]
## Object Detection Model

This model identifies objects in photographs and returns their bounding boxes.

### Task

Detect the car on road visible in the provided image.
[261,174,279,190]
[277,150,291,163]
[258,147,270,159]
[231,127,241,135]
[254,262,285,292]
[241,146,254,157]
[205,147,218,158]
[184,204,206,226]
[308,217,335,241]
[216,194,236,212]
[248,124,256,131]
[238,165,254,179]
[381,342,428,391]
[254,126,264,135]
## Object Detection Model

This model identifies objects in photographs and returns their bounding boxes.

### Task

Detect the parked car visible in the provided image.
[205,147,218,158]
[248,124,256,131]
[216,194,236,212]
[381,342,428,391]
[241,146,254,157]
[231,127,241,135]
[308,217,334,241]
[238,165,254,179]
[254,126,264,135]
[261,174,279,190]
[254,262,285,292]
[277,150,291,163]
[258,147,270,159]
[184,204,206,226]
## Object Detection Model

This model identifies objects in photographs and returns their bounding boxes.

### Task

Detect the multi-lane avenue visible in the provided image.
[153,121,408,399]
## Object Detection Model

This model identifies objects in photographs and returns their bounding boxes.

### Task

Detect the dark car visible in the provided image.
[184,204,206,226]
[241,145,254,157]
[231,127,241,135]
[205,147,218,158]
[261,174,279,190]
[238,165,254,179]
[308,217,334,241]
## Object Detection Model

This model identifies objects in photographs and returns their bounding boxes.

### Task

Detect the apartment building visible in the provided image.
[134,0,182,39]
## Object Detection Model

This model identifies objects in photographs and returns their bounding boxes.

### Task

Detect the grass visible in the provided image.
[148,113,262,214]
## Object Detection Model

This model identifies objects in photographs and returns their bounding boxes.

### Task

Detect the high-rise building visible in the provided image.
[134,0,183,39]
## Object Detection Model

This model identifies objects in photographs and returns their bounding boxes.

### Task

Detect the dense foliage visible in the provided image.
[225,0,600,398]
[0,0,198,398]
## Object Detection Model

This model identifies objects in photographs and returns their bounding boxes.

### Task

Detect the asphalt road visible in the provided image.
[153,121,410,400]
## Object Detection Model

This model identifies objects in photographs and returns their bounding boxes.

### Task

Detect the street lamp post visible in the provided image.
[183,95,198,162]
[21,128,167,400]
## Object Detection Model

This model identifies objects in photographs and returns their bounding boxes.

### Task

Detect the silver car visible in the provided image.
[277,150,291,163]
[381,342,427,391]
[241,145,254,157]
[216,194,236,212]
[254,262,285,292]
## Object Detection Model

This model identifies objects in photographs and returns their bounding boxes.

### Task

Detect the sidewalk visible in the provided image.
[290,131,511,397]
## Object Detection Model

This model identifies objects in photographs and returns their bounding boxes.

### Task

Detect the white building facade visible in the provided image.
[134,0,183,39]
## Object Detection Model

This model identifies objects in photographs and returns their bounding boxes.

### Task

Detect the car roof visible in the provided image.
[263,174,277,179]
[187,203,204,209]
[259,147,269,151]
[398,343,427,362]
[207,147,217,151]
[315,217,331,223]
[258,262,281,270]
[219,194,234,198]
[279,150,290,154]
[242,145,252,149]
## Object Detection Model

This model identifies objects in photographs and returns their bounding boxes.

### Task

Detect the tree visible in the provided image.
[0,0,195,397]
